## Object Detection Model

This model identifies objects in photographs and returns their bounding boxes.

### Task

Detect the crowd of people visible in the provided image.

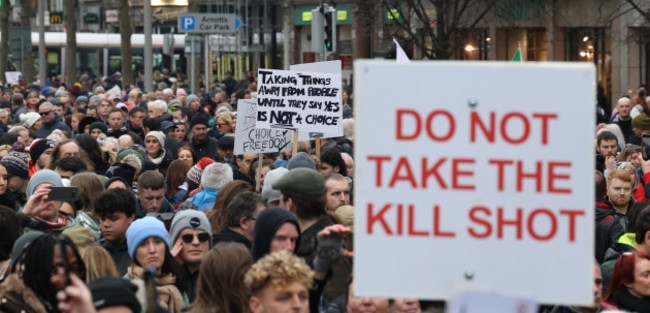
[0,73,438,313]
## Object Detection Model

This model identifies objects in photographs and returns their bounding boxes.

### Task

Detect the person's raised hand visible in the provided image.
[22,186,52,218]
[56,273,97,313]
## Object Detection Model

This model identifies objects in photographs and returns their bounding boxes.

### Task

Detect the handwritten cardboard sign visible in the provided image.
[256,69,342,134]
[234,99,293,155]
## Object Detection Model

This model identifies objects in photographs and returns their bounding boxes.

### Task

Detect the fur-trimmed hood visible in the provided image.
[0,274,48,313]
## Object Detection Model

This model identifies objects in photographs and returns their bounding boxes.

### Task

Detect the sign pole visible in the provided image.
[191,36,195,94]
[292,131,299,155]
[255,154,263,192]
[315,138,321,159]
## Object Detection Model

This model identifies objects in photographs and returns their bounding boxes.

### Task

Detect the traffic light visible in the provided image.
[323,7,336,53]
[311,7,324,53]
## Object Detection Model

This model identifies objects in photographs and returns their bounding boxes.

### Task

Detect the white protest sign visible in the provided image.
[234,99,293,155]
[290,61,344,139]
[447,289,538,313]
[256,69,342,134]
[353,61,595,305]
[4,72,21,85]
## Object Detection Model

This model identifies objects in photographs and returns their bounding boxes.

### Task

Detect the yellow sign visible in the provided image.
[50,12,63,24]
[337,10,347,21]
[47,53,59,65]
[387,8,400,20]
[302,11,312,22]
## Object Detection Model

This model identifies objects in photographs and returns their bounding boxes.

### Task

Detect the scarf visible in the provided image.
[127,265,186,313]
[612,287,650,312]
[149,149,166,165]
[34,214,67,231]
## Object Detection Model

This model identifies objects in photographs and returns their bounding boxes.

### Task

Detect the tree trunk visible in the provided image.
[64,0,78,85]
[0,0,10,85]
[19,0,35,84]
[118,0,134,88]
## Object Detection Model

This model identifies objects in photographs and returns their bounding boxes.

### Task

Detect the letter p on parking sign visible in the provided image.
[181,16,195,30]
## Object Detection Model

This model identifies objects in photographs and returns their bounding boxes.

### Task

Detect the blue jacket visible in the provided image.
[189,189,218,212]
[37,115,72,138]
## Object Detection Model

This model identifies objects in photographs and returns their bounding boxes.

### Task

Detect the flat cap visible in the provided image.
[272,168,326,198]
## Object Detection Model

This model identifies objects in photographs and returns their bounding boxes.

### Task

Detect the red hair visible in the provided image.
[604,251,650,301]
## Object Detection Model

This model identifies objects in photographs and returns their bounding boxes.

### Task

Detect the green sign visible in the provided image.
[383,6,403,23]
[84,13,99,24]
[294,5,352,25]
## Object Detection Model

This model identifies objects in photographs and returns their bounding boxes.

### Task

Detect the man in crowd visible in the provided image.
[107,108,129,138]
[96,188,136,275]
[213,191,265,249]
[324,174,350,212]
[169,210,212,302]
[37,101,71,138]
[612,96,635,143]
[135,170,175,218]
[28,139,55,176]
[189,116,218,160]
[246,250,313,313]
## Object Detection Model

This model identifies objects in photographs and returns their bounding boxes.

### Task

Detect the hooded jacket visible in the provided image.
[36,114,71,138]
[251,207,301,261]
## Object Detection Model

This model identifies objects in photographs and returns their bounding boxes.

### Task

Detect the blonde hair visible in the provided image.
[244,251,313,295]
[80,245,119,284]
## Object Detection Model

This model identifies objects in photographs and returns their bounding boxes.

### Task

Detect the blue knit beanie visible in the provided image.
[126,216,171,259]
[287,152,316,170]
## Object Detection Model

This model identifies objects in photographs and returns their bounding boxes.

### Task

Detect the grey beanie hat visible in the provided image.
[186,94,199,104]
[287,152,316,170]
[169,209,213,247]
[10,231,44,268]
[262,167,288,203]
[26,169,63,198]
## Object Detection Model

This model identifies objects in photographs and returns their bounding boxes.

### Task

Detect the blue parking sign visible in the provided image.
[181,16,195,30]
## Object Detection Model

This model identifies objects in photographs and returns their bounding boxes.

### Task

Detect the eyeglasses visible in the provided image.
[181,233,210,244]
[39,111,51,116]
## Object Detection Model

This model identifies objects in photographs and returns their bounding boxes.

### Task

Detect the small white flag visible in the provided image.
[393,37,410,63]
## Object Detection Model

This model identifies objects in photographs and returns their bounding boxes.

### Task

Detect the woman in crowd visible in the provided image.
[76,134,110,175]
[174,120,189,146]
[166,159,189,207]
[20,112,42,133]
[145,131,172,176]
[215,112,234,138]
[208,180,255,234]
[189,242,252,313]
[249,159,273,190]
[177,146,197,169]
[80,244,118,283]
[5,233,86,312]
[69,173,104,240]
[125,216,189,312]
[70,113,85,137]
[603,251,650,311]
[0,163,18,211]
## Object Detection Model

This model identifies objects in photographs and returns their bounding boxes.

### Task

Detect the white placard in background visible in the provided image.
[256,68,342,134]
[234,99,293,155]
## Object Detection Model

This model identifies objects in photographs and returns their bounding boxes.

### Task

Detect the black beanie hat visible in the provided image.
[89,277,141,313]
[190,115,208,129]
[78,116,98,134]
[104,163,136,187]
[251,207,301,261]
[29,139,55,162]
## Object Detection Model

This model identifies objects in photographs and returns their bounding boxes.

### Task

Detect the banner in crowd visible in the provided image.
[290,61,344,139]
[256,68,342,134]
[353,61,595,305]
[234,99,293,155]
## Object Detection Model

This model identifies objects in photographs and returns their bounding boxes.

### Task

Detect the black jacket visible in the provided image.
[99,238,131,276]
[213,227,252,249]
[190,137,218,161]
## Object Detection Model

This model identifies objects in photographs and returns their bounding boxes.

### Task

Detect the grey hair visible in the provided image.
[201,162,233,191]
[148,100,168,112]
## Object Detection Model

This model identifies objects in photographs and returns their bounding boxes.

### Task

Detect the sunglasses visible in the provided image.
[181,233,210,244]
[39,111,51,116]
